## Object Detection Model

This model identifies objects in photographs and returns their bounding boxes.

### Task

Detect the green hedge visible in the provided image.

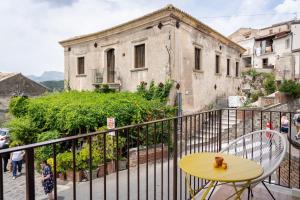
[279,80,300,98]
[8,91,175,144]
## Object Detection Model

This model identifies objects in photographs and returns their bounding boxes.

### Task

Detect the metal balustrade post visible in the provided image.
[173,118,178,200]
[218,110,222,151]
[0,154,3,200]
[25,148,35,200]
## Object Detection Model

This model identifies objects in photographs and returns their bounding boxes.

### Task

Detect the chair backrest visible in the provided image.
[220,130,287,184]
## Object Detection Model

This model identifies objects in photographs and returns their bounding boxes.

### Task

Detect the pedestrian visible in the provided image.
[41,160,54,200]
[281,114,289,134]
[0,138,5,148]
[0,143,10,172]
[293,109,300,140]
[11,149,25,179]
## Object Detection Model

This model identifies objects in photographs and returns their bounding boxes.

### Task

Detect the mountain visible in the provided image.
[28,71,64,82]
[41,80,64,91]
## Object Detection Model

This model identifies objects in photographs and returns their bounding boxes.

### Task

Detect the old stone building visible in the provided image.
[229,20,300,82]
[0,72,48,123]
[60,5,245,112]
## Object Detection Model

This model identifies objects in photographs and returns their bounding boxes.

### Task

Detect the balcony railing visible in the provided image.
[0,109,297,200]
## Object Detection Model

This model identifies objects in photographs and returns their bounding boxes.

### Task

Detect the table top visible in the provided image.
[179,152,263,182]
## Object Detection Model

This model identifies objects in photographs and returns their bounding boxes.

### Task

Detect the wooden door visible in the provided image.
[107,49,115,83]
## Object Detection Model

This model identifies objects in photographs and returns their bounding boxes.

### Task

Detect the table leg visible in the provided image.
[233,181,251,200]
[232,183,241,200]
[201,181,215,200]
[185,175,195,199]
[185,174,216,200]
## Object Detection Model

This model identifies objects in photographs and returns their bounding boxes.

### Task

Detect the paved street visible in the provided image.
[2,167,71,200]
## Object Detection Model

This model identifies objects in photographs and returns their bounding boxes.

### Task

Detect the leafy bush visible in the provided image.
[8,91,175,144]
[279,80,300,98]
[250,91,264,102]
[263,74,276,95]
[56,151,73,173]
[9,140,23,147]
[53,135,125,172]
[9,96,29,117]
[35,131,61,164]
[7,117,39,144]
[137,80,172,102]
[243,69,259,79]
[95,84,116,93]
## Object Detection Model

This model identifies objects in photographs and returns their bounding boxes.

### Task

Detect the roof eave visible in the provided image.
[59,5,245,53]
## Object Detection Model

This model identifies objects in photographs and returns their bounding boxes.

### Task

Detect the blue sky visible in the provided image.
[0,0,299,76]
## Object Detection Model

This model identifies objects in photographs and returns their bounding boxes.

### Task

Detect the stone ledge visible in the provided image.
[76,74,87,77]
[130,68,148,72]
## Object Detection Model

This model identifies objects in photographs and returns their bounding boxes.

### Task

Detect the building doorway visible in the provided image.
[107,49,115,83]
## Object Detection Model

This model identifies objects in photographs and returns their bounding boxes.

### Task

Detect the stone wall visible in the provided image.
[277,150,299,188]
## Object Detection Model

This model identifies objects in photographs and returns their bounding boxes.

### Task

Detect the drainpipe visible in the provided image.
[290,31,295,80]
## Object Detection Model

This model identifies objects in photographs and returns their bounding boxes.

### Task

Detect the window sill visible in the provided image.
[226,75,231,78]
[76,74,87,77]
[215,73,222,76]
[193,69,204,73]
[130,68,148,72]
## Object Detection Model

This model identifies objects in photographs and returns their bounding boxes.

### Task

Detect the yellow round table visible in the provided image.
[179,152,264,200]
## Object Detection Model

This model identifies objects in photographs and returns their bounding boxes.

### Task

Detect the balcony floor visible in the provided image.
[209,183,300,200]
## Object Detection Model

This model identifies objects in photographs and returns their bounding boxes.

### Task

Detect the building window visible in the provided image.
[215,55,220,74]
[77,57,85,75]
[262,58,268,68]
[195,47,201,70]
[285,38,290,49]
[226,59,230,76]
[135,44,145,68]
[235,62,239,77]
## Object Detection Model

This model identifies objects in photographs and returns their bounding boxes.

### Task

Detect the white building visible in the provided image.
[230,20,300,81]
[59,5,245,112]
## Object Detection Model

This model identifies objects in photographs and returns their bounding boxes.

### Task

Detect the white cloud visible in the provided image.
[0,0,157,75]
[275,0,300,13]
[203,0,298,36]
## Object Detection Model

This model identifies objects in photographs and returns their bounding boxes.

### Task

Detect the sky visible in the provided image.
[1,0,300,76]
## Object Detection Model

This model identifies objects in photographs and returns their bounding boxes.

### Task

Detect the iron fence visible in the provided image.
[0,109,298,200]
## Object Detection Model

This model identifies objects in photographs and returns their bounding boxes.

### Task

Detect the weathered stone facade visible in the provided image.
[60,5,245,113]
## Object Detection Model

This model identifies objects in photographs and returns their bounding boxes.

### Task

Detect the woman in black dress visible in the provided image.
[41,160,54,200]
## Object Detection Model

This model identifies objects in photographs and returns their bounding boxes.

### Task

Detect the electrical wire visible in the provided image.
[199,12,300,19]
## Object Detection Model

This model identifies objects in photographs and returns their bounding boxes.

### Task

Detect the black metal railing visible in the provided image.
[0,109,298,200]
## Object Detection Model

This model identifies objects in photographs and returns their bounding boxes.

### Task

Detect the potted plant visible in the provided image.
[56,151,83,182]
[77,143,101,180]
[117,156,127,171]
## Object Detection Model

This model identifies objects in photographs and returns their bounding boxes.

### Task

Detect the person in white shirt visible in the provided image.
[11,150,25,179]
[0,139,5,148]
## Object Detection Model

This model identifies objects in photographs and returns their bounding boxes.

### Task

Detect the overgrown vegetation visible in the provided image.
[279,80,300,98]
[137,80,172,102]
[8,91,174,144]
[242,69,259,80]
[7,80,174,144]
[262,73,276,95]
[242,69,277,103]
[7,81,174,169]
[250,91,264,102]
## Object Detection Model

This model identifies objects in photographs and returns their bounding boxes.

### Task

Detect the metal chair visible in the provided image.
[218,130,287,200]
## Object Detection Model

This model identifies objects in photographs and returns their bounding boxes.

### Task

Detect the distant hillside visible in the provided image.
[28,71,64,82]
[41,80,64,91]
